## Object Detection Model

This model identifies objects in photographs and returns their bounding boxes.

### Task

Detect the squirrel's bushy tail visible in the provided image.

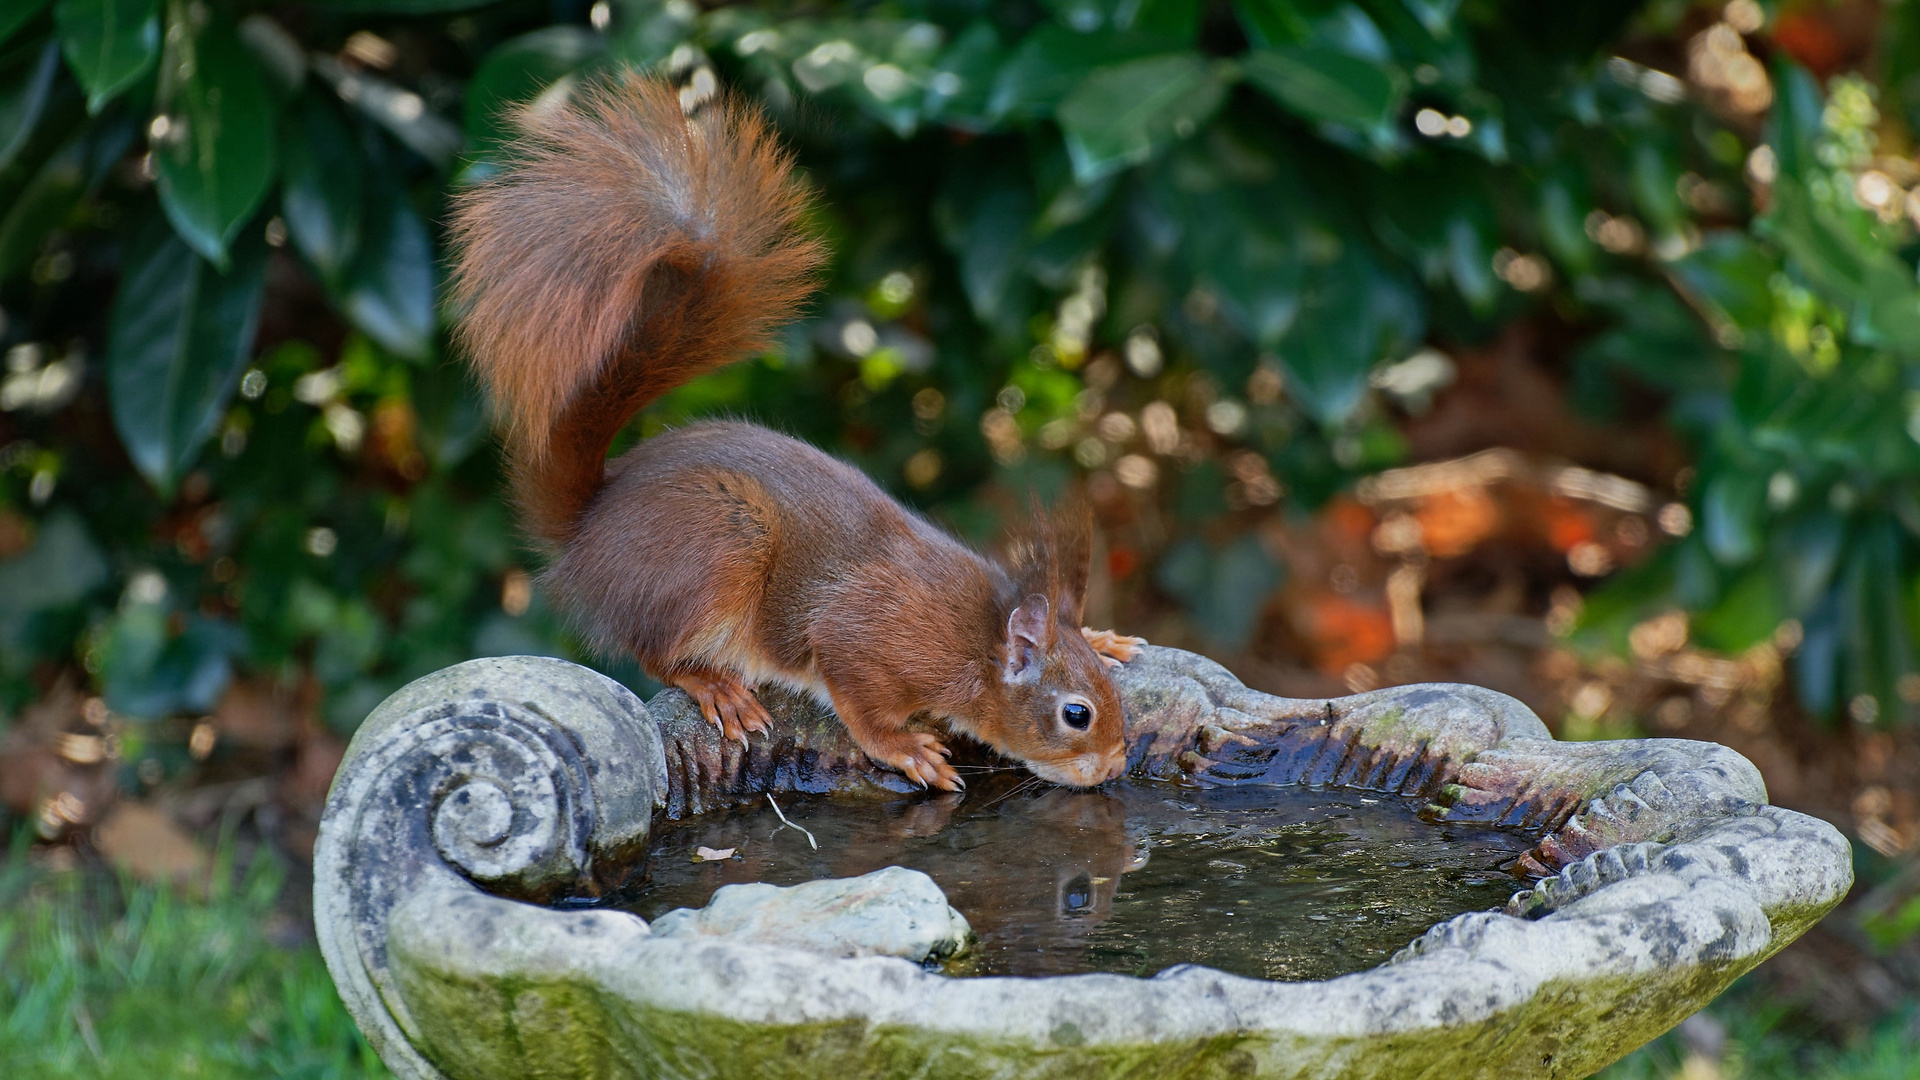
[448,74,822,548]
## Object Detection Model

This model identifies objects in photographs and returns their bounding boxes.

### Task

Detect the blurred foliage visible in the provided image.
[0,840,389,1078]
[1,0,1920,772]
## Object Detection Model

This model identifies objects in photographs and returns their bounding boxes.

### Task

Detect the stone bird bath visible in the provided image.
[315,648,1850,1079]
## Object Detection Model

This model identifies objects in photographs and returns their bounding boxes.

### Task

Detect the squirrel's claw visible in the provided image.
[674,669,773,745]
[869,731,964,793]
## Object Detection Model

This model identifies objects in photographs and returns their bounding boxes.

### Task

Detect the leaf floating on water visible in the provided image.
[692,846,736,862]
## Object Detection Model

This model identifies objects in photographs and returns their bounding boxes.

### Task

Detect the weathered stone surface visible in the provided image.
[650,865,972,962]
[312,656,662,1080]
[317,648,1853,1080]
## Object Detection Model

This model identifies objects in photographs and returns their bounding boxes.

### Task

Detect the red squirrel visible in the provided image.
[446,74,1143,791]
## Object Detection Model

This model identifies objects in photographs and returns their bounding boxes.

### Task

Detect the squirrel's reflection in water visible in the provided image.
[862,780,1146,974]
[628,770,1149,975]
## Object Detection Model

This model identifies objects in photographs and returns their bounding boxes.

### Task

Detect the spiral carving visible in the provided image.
[314,657,665,1080]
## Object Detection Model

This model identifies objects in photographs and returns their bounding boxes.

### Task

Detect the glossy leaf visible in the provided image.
[604,0,699,67]
[1692,566,1784,653]
[152,1,275,263]
[1536,176,1595,272]
[1701,472,1764,566]
[53,0,158,112]
[464,25,604,159]
[1400,0,1461,35]
[0,110,132,277]
[106,219,268,490]
[279,91,362,285]
[305,0,500,10]
[1765,60,1823,184]
[0,509,108,632]
[1242,46,1401,129]
[1056,52,1226,182]
[1774,512,1846,615]
[987,27,1176,120]
[0,0,52,50]
[0,131,85,278]
[0,37,61,173]
[1130,0,1201,38]
[101,604,243,718]
[922,20,1001,127]
[1276,247,1425,423]
[942,160,1035,326]
[1231,0,1307,48]
[341,155,435,360]
[1155,533,1283,648]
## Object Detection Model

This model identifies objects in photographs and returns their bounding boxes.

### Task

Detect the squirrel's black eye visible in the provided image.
[1061,702,1092,730]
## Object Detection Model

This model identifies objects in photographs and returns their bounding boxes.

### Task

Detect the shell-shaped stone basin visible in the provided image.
[314,648,1851,1080]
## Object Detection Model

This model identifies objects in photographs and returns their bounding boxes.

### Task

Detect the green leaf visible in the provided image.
[1766,177,1920,359]
[0,37,62,173]
[1670,231,1777,329]
[1162,169,1308,346]
[1400,0,1460,35]
[1056,52,1226,182]
[1537,176,1595,273]
[342,156,435,360]
[988,26,1175,120]
[0,130,85,278]
[941,161,1035,326]
[1128,0,1202,39]
[0,111,130,277]
[101,605,242,718]
[1155,533,1283,648]
[53,0,158,112]
[923,20,1001,128]
[1773,512,1845,615]
[1765,60,1823,184]
[106,218,268,491]
[305,0,500,10]
[152,1,275,264]
[279,91,362,286]
[1628,140,1683,235]
[1044,0,1117,33]
[0,0,52,50]
[1276,246,1424,422]
[604,0,699,68]
[0,509,108,631]
[1692,566,1783,653]
[1700,472,1763,566]
[1231,0,1307,48]
[465,25,604,159]
[1242,46,1401,129]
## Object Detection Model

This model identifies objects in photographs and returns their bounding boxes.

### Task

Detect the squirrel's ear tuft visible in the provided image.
[1047,501,1093,624]
[1010,498,1093,625]
[1004,594,1052,682]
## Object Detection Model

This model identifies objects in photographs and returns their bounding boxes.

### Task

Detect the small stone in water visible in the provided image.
[694,846,737,861]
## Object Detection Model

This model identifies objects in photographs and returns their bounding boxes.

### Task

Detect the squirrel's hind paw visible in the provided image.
[673,668,773,744]
[1081,627,1147,668]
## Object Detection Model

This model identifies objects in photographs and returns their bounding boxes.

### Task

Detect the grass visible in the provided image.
[1595,982,1920,1080]
[0,843,389,1080]
[0,837,1913,1080]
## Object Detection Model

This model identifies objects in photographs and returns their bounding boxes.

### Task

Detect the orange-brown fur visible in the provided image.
[448,74,1140,790]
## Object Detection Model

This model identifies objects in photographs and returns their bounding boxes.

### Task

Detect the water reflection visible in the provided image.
[620,774,1531,981]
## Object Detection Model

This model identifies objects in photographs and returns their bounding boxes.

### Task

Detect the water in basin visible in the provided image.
[617,775,1535,981]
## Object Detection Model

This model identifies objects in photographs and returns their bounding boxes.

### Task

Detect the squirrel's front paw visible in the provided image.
[866,731,963,792]
[1081,627,1147,668]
